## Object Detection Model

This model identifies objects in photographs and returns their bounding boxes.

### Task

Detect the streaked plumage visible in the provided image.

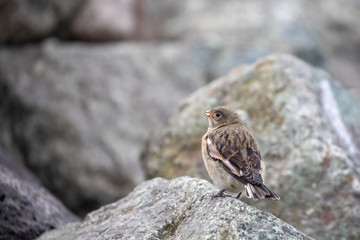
[201,106,280,201]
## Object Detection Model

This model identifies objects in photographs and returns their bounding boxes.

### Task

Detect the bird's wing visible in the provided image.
[206,125,263,185]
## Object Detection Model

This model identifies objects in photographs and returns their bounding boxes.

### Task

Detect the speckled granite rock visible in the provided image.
[37,177,312,240]
[142,54,360,239]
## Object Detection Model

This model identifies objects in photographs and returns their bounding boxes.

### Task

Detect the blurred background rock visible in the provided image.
[0,0,360,239]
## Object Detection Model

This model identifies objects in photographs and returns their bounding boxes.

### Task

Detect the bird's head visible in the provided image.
[204,106,243,130]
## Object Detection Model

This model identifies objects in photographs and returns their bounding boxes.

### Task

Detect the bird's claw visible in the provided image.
[211,189,228,199]
[211,190,243,200]
[235,191,242,199]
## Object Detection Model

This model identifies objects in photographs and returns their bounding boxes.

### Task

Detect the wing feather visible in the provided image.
[206,125,263,185]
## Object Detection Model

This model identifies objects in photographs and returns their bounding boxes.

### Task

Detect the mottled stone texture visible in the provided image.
[142,54,360,239]
[0,152,79,240]
[37,177,312,240]
[0,40,206,215]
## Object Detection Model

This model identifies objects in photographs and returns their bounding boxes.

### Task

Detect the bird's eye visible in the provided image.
[214,112,222,119]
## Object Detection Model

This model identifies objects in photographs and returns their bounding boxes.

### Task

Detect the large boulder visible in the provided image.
[142,54,360,239]
[37,177,312,240]
[0,40,207,215]
[0,147,79,240]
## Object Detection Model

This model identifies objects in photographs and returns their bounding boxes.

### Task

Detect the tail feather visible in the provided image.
[245,183,280,201]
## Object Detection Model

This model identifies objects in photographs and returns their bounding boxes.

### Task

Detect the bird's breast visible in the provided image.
[202,135,243,192]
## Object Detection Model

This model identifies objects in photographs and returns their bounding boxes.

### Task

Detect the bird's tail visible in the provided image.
[245,183,280,201]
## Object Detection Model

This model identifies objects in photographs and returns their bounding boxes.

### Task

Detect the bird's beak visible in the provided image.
[204,110,211,116]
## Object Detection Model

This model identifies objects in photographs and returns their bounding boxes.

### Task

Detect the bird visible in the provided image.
[201,106,280,201]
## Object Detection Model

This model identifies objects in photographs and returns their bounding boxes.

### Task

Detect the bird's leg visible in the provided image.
[211,189,226,198]
[235,192,242,199]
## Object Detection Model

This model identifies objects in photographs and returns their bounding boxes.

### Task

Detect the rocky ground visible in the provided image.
[1,1,360,239]
[37,177,313,240]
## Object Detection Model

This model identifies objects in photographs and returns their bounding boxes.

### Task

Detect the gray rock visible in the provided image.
[299,0,360,91]
[137,0,360,91]
[0,146,38,185]
[2,0,359,92]
[136,0,186,40]
[70,0,136,41]
[330,82,360,160]
[0,148,79,240]
[137,0,323,79]
[142,54,360,239]
[0,39,206,215]
[0,0,84,44]
[37,177,312,240]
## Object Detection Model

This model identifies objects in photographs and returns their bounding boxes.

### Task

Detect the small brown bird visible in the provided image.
[201,106,280,201]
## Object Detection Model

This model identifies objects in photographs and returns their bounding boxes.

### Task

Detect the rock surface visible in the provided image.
[0,148,79,240]
[37,177,312,240]
[142,54,360,239]
[137,0,323,80]
[331,82,360,162]
[1,0,359,91]
[136,0,360,91]
[0,40,206,215]
[0,0,84,44]
[70,0,136,41]
[300,0,360,91]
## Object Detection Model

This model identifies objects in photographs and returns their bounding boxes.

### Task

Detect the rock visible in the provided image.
[0,148,79,240]
[0,0,84,44]
[0,145,38,185]
[137,0,360,92]
[330,82,360,159]
[142,54,360,239]
[137,0,323,79]
[135,0,186,40]
[299,0,360,91]
[0,39,207,215]
[70,0,136,41]
[36,177,312,240]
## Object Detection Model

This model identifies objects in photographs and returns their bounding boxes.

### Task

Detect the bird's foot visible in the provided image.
[235,192,242,199]
[211,189,228,199]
